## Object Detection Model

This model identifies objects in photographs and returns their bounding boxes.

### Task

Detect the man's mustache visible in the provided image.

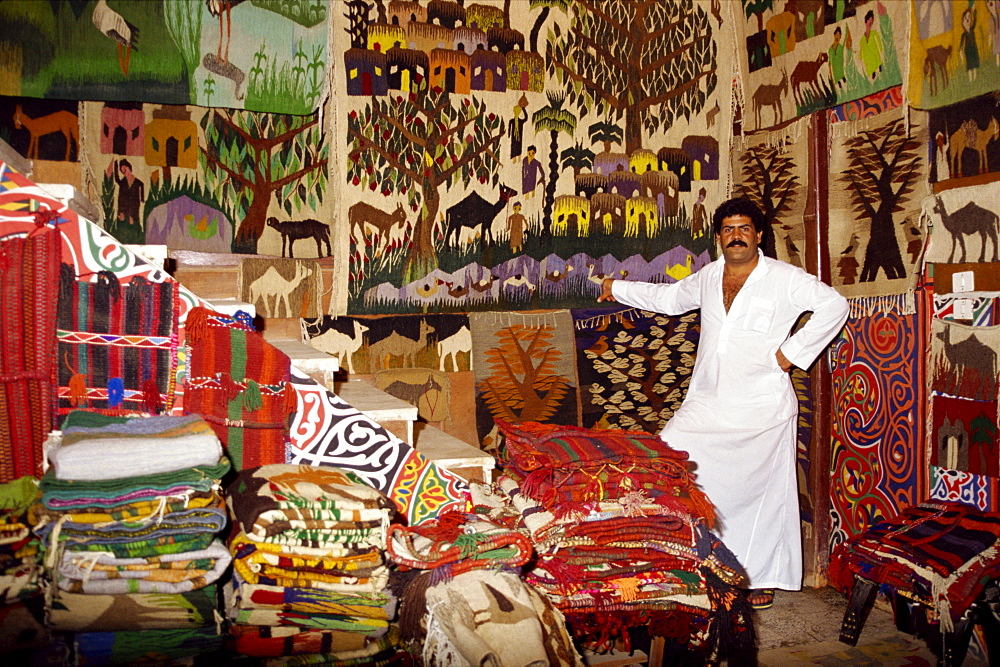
[727,240,748,247]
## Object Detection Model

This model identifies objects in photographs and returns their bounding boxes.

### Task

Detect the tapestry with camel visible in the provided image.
[923,182,1000,266]
[338,0,734,315]
[930,319,1000,406]
[79,101,332,259]
[0,1,328,115]
[238,258,323,320]
[927,92,1000,188]
[734,0,906,134]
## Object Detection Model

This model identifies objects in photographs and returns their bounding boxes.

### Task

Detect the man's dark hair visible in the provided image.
[712,197,767,236]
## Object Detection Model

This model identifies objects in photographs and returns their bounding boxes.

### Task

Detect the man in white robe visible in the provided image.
[598,198,849,607]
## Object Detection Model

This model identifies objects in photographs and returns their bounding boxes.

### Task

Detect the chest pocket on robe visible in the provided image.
[743,296,776,334]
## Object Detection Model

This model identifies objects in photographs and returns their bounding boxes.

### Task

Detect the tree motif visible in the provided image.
[737,143,801,258]
[532,91,577,239]
[548,0,717,154]
[478,325,571,424]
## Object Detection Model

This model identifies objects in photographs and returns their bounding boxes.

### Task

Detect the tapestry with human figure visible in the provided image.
[827,103,930,303]
[828,304,922,544]
[0,1,328,114]
[338,0,733,315]
[735,0,906,134]
[926,92,1000,187]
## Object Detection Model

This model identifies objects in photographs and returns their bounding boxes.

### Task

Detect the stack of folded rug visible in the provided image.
[31,411,230,663]
[486,420,755,663]
[223,463,400,663]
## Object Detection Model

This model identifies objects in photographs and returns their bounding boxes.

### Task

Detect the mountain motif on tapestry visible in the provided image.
[931,393,999,478]
[930,319,1000,404]
[927,93,1000,186]
[572,306,698,433]
[238,258,322,319]
[0,98,79,162]
[827,108,929,299]
[923,182,1000,265]
[374,367,450,422]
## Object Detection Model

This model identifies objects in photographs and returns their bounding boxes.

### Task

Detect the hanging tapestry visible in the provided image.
[826,84,905,123]
[238,258,322,319]
[922,182,1000,265]
[0,97,79,162]
[0,1,328,114]
[183,307,291,471]
[926,92,1000,187]
[56,269,179,417]
[930,393,999,477]
[934,292,1000,326]
[829,304,922,545]
[571,305,698,433]
[338,0,734,315]
[79,102,331,257]
[792,366,816,525]
[373,368,450,423]
[734,0,906,134]
[827,104,930,302]
[929,318,1000,404]
[286,369,468,526]
[470,310,579,449]
[908,0,1000,110]
[732,116,810,266]
[929,465,999,511]
[0,225,61,482]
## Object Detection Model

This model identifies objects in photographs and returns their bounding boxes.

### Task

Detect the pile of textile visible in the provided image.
[1,476,48,660]
[484,420,755,662]
[32,411,229,663]
[223,463,401,663]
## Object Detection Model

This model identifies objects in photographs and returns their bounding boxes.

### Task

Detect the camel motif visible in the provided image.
[247,263,312,318]
[931,196,1000,263]
[307,320,369,374]
[368,320,436,370]
[436,324,471,372]
[949,117,999,177]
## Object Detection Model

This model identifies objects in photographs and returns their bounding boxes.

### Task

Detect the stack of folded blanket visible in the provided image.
[223,463,400,663]
[31,411,230,663]
[485,420,755,662]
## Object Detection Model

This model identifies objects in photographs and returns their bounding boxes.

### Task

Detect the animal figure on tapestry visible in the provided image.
[931,196,1000,262]
[935,327,998,389]
[308,320,369,374]
[367,320,436,370]
[205,0,247,63]
[443,185,517,247]
[247,263,313,318]
[266,217,332,258]
[949,117,1000,177]
[791,53,829,105]
[349,202,407,254]
[923,45,952,97]
[92,0,139,77]
[13,105,79,161]
[752,69,788,128]
[437,325,471,372]
[937,417,968,471]
[383,377,443,407]
[705,101,720,128]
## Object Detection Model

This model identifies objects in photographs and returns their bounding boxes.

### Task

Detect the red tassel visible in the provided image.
[142,379,161,414]
[283,381,297,414]
[69,373,87,407]
[185,307,209,343]
[420,511,465,542]
[221,372,240,401]
[520,467,551,499]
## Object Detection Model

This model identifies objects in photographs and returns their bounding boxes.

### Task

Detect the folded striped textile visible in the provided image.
[828,501,1000,628]
[56,539,231,594]
[233,557,390,595]
[228,624,376,658]
[75,627,223,664]
[228,571,397,620]
[37,458,230,508]
[50,412,222,481]
[32,488,221,526]
[231,532,385,589]
[47,584,218,632]
[224,579,391,634]
[231,629,400,663]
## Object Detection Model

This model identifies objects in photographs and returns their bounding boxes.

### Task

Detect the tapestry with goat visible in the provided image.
[828,304,922,544]
[827,102,929,303]
[0,1,328,115]
[338,0,733,314]
[734,0,906,134]
[907,0,1000,110]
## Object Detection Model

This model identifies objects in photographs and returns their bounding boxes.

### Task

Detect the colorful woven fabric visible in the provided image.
[228,570,396,620]
[0,226,61,482]
[0,477,41,603]
[47,584,218,632]
[74,627,223,665]
[227,624,376,658]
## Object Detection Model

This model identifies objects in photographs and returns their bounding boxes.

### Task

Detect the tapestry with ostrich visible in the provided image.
[338,0,734,315]
[0,1,328,114]
[827,103,930,304]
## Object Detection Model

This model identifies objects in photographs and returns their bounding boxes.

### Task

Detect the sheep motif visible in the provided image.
[267,216,332,258]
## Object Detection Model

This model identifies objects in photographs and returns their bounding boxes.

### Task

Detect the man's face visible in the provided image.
[716,214,762,264]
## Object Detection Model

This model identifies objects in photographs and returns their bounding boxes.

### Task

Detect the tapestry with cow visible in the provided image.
[907,0,1000,110]
[923,182,1000,267]
[926,91,1000,188]
[735,0,906,135]
[338,0,733,314]
[238,258,323,319]
[828,304,922,543]
[79,101,332,257]
[930,318,1000,404]
[0,1,328,115]
[827,103,930,303]
[732,115,810,265]
[469,309,579,451]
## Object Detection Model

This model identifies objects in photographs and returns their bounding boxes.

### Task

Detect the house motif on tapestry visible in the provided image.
[471,49,506,92]
[429,48,470,94]
[428,0,465,28]
[553,195,591,236]
[576,173,607,199]
[387,47,429,92]
[368,23,407,52]
[145,106,198,171]
[629,148,658,174]
[487,26,524,54]
[641,170,680,218]
[658,147,692,192]
[454,26,487,54]
[407,22,454,52]
[506,51,543,92]
[681,135,719,181]
[592,192,626,234]
[608,170,641,198]
[388,0,427,25]
[466,3,503,30]
[100,102,144,156]
[626,196,659,237]
[594,151,629,176]
[345,48,389,96]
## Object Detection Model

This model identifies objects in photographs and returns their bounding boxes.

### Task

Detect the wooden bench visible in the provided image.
[332,379,418,445]
[270,338,339,389]
[412,422,495,484]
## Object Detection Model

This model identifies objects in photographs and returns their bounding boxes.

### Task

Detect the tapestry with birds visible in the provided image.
[907,0,1000,111]
[337,0,734,315]
[827,100,929,304]
[734,0,907,135]
[0,0,328,115]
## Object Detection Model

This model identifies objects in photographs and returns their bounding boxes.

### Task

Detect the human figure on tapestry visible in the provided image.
[507,201,526,253]
[828,25,850,91]
[107,158,145,226]
[509,94,528,161]
[521,145,544,200]
[691,187,708,238]
[597,197,849,611]
[858,9,885,82]
[989,0,1000,67]
[960,6,981,82]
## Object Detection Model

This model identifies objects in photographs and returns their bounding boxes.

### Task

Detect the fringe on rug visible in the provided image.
[848,291,916,318]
